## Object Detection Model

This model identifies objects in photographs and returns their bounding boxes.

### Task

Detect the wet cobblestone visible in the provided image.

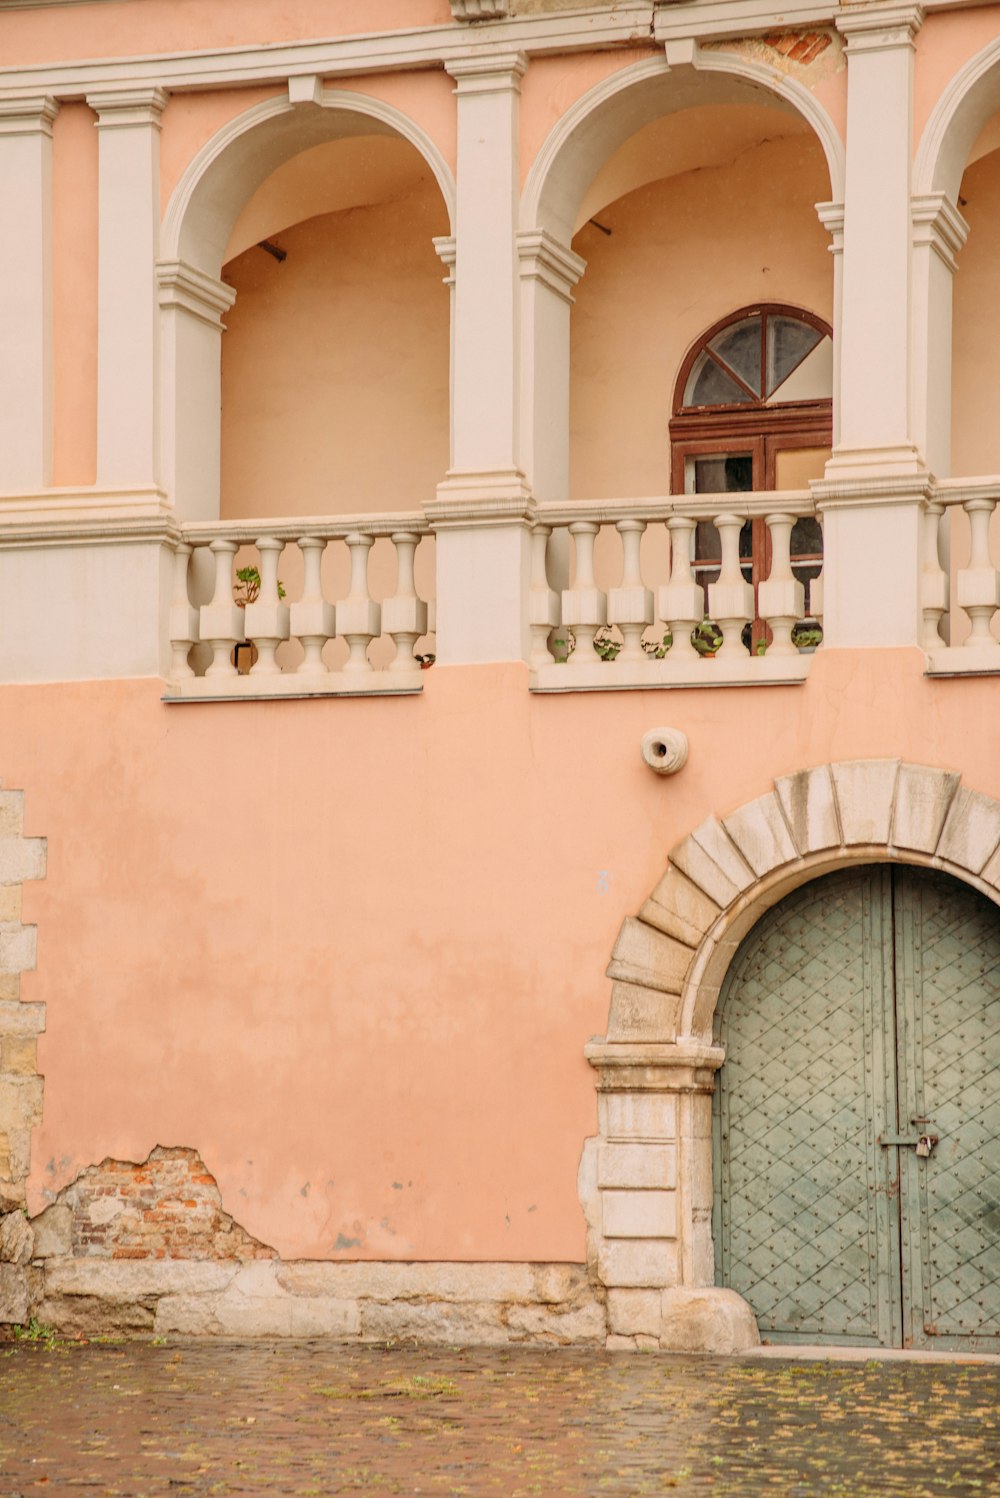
[1,1341,998,1497]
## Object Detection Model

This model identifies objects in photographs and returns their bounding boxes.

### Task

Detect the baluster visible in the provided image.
[244,535,290,675]
[759,513,804,657]
[199,539,244,678]
[708,513,754,657]
[659,516,703,659]
[528,525,560,667]
[920,500,948,650]
[290,537,336,675]
[607,520,653,662]
[957,498,1000,651]
[168,542,199,679]
[338,531,381,674]
[561,522,606,665]
[384,531,428,675]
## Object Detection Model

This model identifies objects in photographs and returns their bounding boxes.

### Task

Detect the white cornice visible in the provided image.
[0,7,657,99]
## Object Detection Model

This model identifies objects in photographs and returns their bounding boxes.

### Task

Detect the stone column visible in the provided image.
[0,98,58,491]
[88,87,168,491]
[818,5,927,650]
[830,3,922,479]
[429,53,534,665]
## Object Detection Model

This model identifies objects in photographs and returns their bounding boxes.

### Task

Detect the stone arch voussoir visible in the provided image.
[603,759,1000,1051]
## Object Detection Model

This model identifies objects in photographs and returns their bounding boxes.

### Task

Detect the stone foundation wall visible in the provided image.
[34,1258,606,1344]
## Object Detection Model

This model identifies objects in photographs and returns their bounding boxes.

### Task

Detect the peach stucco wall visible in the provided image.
[220,176,450,519]
[9,653,999,1263]
[52,103,98,489]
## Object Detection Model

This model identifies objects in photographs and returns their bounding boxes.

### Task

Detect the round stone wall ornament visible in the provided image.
[640,727,689,776]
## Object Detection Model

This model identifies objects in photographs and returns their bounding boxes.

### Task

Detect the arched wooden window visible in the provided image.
[670,305,832,640]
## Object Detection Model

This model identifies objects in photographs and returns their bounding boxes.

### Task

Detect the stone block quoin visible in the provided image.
[0,785,46,1216]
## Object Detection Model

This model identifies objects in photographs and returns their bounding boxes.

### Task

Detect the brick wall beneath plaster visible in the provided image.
[50,1147,276,1262]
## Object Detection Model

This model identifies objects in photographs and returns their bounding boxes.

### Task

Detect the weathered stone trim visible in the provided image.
[0,784,46,1325]
[585,760,1000,1352]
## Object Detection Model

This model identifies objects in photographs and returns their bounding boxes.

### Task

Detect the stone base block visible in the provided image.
[659,1287,760,1354]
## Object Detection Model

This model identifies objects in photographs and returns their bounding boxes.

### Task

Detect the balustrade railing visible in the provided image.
[166,515,434,698]
[922,483,1000,675]
[529,493,823,690]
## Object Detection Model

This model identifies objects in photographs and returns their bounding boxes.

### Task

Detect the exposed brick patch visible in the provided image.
[706,30,842,83]
[56,1146,276,1262]
[762,31,833,66]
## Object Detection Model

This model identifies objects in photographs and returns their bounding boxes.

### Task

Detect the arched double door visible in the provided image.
[714,864,1000,1349]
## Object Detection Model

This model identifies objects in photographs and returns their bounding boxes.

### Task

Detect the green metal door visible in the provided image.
[714,864,1000,1349]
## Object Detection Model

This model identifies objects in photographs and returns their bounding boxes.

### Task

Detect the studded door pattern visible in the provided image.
[715,863,1000,1348]
[713,868,900,1344]
[895,869,1000,1350]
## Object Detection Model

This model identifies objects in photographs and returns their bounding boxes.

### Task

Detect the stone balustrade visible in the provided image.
[922,483,1000,675]
[166,516,434,699]
[529,493,823,691]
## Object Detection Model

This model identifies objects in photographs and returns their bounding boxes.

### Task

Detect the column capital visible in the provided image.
[836,3,923,52]
[584,1042,726,1093]
[517,230,587,306]
[911,192,969,272]
[86,86,169,128]
[446,50,527,93]
[0,96,58,139]
[433,234,457,287]
[157,260,237,330]
[815,199,845,252]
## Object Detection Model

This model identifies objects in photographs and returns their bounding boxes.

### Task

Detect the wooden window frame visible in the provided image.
[669,304,832,645]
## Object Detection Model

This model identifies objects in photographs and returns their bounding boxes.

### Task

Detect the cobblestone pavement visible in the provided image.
[1,1341,998,1497]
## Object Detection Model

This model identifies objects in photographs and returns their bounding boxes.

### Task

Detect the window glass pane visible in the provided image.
[766,339,832,404]
[693,453,753,494]
[766,316,822,396]
[709,316,762,395]
[686,351,754,407]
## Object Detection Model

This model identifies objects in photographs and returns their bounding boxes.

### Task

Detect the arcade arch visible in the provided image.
[518,54,842,508]
[159,92,455,522]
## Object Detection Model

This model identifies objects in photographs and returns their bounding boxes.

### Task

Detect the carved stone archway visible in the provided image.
[580,759,1000,1351]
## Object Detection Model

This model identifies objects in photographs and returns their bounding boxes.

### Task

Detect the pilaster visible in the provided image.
[157,259,237,520]
[910,192,968,481]
[0,97,58,491]
[88,86,168,490]
[518,230,586,506]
